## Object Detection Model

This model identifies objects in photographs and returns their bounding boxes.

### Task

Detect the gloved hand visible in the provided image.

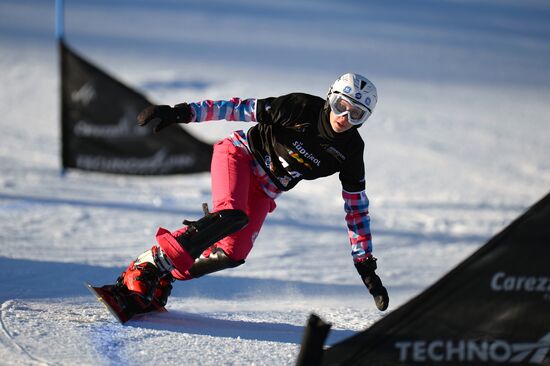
[137,103,193,133]
[355,256,389,311]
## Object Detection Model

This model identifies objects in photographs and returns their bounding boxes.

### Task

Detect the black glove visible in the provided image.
[355,257,389,311]
[137,103,193,133]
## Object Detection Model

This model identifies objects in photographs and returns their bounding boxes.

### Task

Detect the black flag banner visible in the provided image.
[298,191,550,366]
[60,41,212,174]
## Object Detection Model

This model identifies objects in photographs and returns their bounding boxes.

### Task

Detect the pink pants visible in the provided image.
[163,138,277,280]
[208,138,276,260]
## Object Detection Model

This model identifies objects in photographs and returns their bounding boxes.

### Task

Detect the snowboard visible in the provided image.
[85,282,166,323]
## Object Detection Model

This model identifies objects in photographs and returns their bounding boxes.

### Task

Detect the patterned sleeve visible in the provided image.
[342,189,373,263]
[189,98,257,123]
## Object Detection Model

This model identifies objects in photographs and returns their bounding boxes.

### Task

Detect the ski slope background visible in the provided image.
[1,0,550,365]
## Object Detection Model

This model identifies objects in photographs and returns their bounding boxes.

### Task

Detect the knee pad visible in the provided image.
[189,247,245,278]
[155,206,248,274]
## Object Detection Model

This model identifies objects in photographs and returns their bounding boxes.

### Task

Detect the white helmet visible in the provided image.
[327,73,377,125]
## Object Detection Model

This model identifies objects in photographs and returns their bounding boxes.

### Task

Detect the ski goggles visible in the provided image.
[328,93,371,125]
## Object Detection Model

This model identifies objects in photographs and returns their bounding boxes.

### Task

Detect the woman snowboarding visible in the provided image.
[102,73,389,320]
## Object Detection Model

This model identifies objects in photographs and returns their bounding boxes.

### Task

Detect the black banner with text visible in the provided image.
[60,41,212,175]
[300,191,550,366]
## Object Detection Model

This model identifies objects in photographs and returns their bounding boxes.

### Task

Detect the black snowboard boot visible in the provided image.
[355,257,389,311]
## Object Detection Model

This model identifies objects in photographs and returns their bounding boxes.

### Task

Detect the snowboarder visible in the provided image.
[110,73,389,318]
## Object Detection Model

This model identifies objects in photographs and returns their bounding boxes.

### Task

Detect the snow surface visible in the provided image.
[1,0,549,365]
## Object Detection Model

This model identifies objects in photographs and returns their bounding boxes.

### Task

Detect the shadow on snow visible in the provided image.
[0,256,359,344]
[130,310,355,345]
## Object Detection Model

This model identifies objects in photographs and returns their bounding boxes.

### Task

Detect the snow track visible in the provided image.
[1,0,549,364]
[0,295,359,366]
[1,301,54,366]
[89,323,129,366]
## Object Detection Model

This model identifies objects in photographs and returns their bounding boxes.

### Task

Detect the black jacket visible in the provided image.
[247,93,366,192]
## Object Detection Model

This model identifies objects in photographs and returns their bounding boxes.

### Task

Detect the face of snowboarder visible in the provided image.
[329,110,355,133]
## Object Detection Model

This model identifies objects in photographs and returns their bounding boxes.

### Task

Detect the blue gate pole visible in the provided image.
[56,0,67,176]
[55,0,65,40]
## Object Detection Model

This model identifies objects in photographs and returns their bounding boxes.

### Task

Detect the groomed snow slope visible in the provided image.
[1,1,549,365]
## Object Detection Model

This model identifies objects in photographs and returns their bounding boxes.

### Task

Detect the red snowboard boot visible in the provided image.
[115,246,173,313]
